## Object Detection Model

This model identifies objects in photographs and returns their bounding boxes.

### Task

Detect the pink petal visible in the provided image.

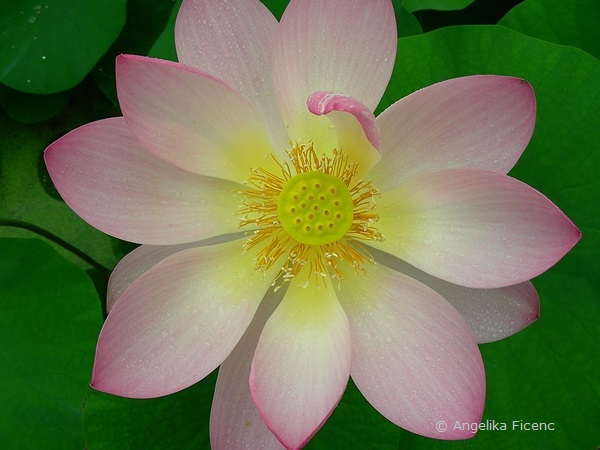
[175,0,288,151]
[368,246,540,343]
[308,92,380,151]
[44,117,243,245]
[273,0,396,142]
[307,91,381,177]
[337,263,485,440]
[116,55,279,183]
[444,281,539,343]
[250,280,351,450]
[107,234,243,313]
[108,244,191,313]
[92,240,278,398]
[369,76,536,191]
[375,168,581,288]
[210,289,285,450]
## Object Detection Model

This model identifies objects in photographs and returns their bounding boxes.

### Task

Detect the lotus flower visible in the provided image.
[44,0,580,448]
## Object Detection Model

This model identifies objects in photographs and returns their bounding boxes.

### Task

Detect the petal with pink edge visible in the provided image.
[369,76,536,191]
[374,168,581,288]
[273,0,396,141]
[250,279,351,450]
[44,117,243,245]
[116,55,278,183]
[175,0,288,151]
[337,263,485,440]
[92,240,279,398]
[210,288,285,450]
[308,91,381,177]
[106,233,244,312]
[442,281,538,343]
[367,246,539,343]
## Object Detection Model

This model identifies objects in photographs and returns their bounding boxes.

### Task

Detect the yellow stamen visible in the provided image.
[238,142,384,287]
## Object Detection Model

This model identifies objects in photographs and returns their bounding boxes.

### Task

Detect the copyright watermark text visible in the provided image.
[435,419,555,434]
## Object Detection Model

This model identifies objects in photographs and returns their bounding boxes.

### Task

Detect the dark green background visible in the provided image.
[1,0,598,448]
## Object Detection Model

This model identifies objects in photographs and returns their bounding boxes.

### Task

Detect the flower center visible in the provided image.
[237,142,383,287]
[277,172,353,246]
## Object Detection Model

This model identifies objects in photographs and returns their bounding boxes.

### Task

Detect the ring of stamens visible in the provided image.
[237,142,384,287]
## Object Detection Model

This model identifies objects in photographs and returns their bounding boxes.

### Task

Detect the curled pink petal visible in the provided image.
[370,76,536,191]
[250,280,351,450]
[210,289,285,450]
[117,55,278,183]
[308,91,380,151]
[338,264,485,440]
[44,117,243,245]
[175,0,288,151]
[307,91,381,176]
[273,0,396,140]
[92,240,279,398]
[368,246,540,343]
[375,168,581,288]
